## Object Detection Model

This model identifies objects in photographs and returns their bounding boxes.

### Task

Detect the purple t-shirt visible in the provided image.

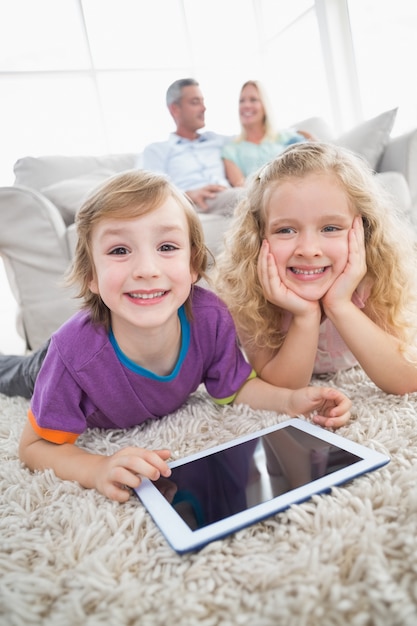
[29,286,253,444]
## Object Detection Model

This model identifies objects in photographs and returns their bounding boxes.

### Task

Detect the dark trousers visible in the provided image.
[0,340,50,398]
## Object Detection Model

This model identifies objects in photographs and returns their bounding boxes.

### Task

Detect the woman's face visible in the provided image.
[263,172,356,302]
[239,83,265,130]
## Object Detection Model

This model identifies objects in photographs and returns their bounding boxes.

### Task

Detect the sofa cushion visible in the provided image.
[335,108,397,169]
[41,170,114,225]
[14,153,138,190]
[378,127,417,212]
[293,116,334,142]
[376,171,411,217]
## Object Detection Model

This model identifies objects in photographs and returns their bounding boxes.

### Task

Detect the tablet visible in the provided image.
[134,418,389,553]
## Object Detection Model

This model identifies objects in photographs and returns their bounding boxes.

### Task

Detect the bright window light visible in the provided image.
[0,0,416,184]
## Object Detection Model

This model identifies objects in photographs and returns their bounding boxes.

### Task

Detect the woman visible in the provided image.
[222,80,312,187]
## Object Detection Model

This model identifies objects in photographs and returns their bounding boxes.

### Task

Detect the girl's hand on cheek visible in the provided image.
[258,240,319,317]
[322,217,367,312]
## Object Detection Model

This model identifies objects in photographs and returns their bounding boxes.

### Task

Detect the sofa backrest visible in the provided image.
[14,153,139,190]
[13,153,141,226]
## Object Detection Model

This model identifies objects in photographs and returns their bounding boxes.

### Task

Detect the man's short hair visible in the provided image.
[166,78,199,107]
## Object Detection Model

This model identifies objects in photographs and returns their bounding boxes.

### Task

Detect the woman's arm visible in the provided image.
[296,129,316,141]
[19,420,172,502]
[223,158,245,187]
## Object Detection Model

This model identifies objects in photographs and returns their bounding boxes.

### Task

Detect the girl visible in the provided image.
[18,170,351,502]
[215,142,417,394]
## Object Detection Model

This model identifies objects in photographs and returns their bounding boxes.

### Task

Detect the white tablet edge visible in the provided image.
[134,418,390,554]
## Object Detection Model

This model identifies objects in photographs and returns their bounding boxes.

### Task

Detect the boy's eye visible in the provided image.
[109,246,129,255]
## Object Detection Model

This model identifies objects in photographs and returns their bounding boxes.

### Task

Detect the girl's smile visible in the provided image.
[289,265,329,281]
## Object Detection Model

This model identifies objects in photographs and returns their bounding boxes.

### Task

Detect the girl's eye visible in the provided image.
[159,243,179,252]
[276,227,295,235]
[109,246,129,255]
[322,225,340,233]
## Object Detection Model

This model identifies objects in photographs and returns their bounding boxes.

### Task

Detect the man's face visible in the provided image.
[171,85,206,134]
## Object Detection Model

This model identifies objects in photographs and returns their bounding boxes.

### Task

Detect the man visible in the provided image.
[143,78,242,216]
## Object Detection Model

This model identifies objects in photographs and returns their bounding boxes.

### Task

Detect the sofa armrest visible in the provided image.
[198,213,232,257]
[0,186,79,349]
[378,129,417,212]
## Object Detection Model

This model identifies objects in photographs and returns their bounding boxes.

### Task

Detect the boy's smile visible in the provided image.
[127,289,169,304]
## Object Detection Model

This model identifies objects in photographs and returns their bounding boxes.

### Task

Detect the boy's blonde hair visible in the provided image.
[215,142,417,357]
[68,169,209,329]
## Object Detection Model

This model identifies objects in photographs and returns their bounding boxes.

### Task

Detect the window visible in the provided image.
[347,0,417,134]
[0,0,415,184]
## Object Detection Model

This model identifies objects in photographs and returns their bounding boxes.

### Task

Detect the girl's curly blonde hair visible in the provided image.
[214,142,417,358]
[67,169,210,330]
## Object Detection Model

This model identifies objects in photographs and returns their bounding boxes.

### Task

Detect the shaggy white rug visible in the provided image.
[1,366,417,626]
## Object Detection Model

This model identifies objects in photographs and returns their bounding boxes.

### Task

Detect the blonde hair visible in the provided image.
[214,142,417,357]
[68,170,209,329]
[237,80,276,142]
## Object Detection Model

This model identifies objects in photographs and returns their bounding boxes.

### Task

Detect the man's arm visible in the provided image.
[186,184,227,211]
[143,142,226,209]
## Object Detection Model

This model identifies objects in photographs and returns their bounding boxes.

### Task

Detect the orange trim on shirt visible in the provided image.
[28,408,79,445]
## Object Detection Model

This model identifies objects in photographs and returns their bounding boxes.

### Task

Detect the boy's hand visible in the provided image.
[289,386,352,430]
[95,447,172,502]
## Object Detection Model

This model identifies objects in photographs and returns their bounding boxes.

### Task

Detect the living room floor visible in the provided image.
[0,259,26,355]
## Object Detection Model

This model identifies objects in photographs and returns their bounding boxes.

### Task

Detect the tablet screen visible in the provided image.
[152,425,362,531]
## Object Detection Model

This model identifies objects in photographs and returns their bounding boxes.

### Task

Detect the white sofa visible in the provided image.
[1,110,415,351]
